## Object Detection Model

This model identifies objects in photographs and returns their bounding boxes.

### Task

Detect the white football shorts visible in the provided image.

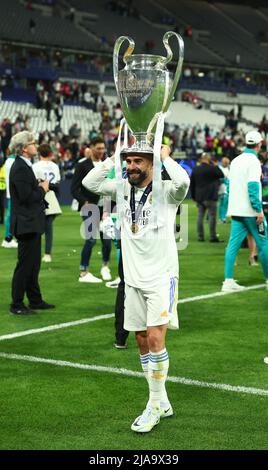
[124,277,179,332]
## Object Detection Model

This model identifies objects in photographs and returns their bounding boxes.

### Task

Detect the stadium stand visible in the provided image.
[169,101,226,129]
[192,90,268,106]
[0,0,102,51]
[156,0,268,69]
[210,103,267,127]
[0,100,101,139]
[215,2,268,39]
[5,0,264,71]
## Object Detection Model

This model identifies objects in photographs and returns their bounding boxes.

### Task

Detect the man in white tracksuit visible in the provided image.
[82,144,190,433]
[222,130,268,292]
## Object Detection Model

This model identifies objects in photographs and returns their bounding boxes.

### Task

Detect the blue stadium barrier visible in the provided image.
[2,87,36,103]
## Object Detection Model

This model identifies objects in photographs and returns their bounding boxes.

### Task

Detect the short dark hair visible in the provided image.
[90,137,105,146]
[210,154,218,162]
[246,144,257,150]
[38,144,52,158]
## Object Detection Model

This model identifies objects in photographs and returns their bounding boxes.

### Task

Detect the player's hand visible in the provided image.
[256,212,264,225]
[160,144,171,161]
[39,180,49,193]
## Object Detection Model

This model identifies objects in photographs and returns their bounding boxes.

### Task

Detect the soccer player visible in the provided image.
[222,130,268,292]
[32,144,61,262]
[82,145,190,433]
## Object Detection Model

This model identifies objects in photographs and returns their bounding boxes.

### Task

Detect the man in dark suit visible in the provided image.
[9,131,55,315]
[190,152,224,242]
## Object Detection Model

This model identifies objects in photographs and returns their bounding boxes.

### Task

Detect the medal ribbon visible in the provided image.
[114,118,127,229]
[130,182,152,230]
[152,112,166,227]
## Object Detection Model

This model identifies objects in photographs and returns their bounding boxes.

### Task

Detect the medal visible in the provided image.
[131,223,139,233]
[130,182,152,235]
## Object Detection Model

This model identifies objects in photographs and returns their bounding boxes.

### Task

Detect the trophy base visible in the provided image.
[121,148,154,158]
[120,137,154,158]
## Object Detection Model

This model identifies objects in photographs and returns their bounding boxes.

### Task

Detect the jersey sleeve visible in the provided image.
[246,159,262,213]
[162,157,190,204]
[82,158,116,200]
[247,181,262,213]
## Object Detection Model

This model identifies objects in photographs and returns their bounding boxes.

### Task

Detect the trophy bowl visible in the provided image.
[113,32,184,156]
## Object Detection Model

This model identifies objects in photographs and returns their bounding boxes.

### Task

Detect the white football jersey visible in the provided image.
[82,157,190,289]
[32,160,61,184]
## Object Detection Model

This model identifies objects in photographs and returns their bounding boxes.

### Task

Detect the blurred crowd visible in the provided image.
[1,84,267,184]
[1,111,267,177]
[35,79,108,122]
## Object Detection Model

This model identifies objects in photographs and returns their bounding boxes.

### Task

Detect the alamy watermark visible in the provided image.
[79,199,189,250]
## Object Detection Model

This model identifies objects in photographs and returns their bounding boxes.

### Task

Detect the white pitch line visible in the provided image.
[0,352,267,397]
[0,313,114,342]
[178,283,266,304]
[0,283,266,343]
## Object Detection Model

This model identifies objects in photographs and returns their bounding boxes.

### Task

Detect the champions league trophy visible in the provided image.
[112,32,184,230]
[113,31,184,156]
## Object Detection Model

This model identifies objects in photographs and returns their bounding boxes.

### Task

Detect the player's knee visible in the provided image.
[135,330,147,347]
[147,330,164,351]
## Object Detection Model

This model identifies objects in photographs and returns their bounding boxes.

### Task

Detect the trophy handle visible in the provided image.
[162,31,184,112]
[113,36,135,96]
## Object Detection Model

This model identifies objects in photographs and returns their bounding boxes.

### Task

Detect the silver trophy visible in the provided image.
[113,31,184,155]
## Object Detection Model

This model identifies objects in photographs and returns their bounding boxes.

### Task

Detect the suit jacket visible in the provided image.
[10,157,46,236]
[190,163,224,203]
[71,158,100,211]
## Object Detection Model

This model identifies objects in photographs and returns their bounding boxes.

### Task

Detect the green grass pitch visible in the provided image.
[0,200,268,450]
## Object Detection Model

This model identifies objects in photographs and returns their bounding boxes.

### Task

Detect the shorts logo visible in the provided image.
[160,310,169,317]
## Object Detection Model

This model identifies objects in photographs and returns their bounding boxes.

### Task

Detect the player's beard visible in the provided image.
[127,169,149,187]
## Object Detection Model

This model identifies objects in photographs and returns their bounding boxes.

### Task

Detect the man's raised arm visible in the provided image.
[161,145,190,204]
[82,156,117,200]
